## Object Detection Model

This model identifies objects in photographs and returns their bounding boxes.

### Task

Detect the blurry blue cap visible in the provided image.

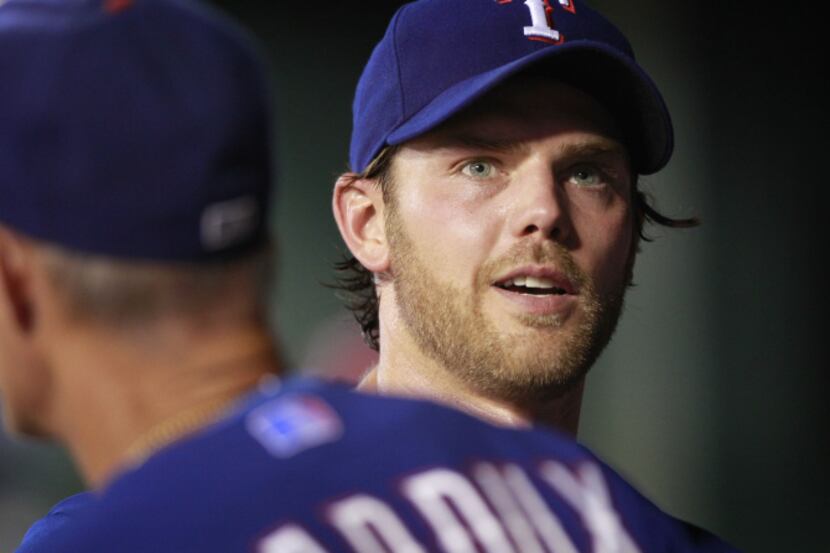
[350,0,673,175]
[0,0,274,262]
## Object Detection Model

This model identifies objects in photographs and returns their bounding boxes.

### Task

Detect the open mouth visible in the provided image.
[494,275,571,296]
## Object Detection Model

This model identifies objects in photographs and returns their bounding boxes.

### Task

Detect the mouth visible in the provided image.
[493,269,576,297]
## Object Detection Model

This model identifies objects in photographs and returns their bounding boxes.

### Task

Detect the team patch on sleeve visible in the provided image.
[246,395,344,458]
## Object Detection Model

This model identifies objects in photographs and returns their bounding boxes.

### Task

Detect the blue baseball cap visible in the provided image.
[350,0,673,175]
[0,0,274,262]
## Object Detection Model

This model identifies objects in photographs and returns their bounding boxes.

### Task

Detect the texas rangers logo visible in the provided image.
[497,0,575,44]
[246,395,343,458]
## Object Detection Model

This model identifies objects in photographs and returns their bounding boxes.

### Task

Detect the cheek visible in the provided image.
[396,188,502,285]
[0,341,50,434]
[0,339,16,398]
[577,210,634,292]
[0,362,29,432]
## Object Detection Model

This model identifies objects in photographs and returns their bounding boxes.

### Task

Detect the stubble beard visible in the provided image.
[386,210,627,404]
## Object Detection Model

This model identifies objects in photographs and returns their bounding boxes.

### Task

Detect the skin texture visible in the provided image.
[0,229,53,438]
[0,230,279,487]
[334,80,637,432]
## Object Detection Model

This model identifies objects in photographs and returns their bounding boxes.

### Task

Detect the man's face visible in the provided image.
[384,80,636,401]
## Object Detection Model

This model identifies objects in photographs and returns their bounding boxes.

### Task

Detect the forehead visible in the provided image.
[404,78,627,154]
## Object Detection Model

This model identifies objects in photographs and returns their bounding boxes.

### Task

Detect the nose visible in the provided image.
[507,161,571,242]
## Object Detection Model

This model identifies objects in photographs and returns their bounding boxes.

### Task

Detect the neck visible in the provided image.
[49,323,279,488]
[361,307,584,435]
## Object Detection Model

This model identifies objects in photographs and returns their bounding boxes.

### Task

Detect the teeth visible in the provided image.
[525,276,556,289]
[504,276,557,289]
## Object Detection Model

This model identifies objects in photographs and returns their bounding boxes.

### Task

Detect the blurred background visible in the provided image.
[0,1,825,551]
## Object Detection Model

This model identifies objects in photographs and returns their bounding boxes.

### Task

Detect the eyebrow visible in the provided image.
[435,133,628,163]
[437,132,529,154]
[555,139,629,161]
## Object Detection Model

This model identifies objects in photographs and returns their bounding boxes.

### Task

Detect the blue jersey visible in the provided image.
[15,492,93,552]
[23,378,738,552]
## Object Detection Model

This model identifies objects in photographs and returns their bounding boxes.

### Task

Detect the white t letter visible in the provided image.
[523,0,560,42]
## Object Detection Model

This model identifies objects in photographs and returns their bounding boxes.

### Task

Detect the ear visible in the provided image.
[332,173,391,273]
[0,228,36,335]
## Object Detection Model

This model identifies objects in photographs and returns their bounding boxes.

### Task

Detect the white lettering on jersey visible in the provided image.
[540,461,642,553]
[328,494,426,553]
[474,463,578,553]
[402,468,515,553]
[259,524,329,553]
[257,459,641,553]
[501,463,582,553]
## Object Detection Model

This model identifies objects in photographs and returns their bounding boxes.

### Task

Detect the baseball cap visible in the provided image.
[0,0,274,262]
[350,0,673,175]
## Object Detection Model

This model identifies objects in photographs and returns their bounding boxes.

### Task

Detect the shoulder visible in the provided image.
[45,377,741,552]
[14,492,95,553]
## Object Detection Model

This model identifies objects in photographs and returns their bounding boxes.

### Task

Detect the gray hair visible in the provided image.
[37,243,275,331]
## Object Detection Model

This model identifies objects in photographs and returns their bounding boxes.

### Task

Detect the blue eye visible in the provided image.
[568,166,603,187]
[461,161,495,179]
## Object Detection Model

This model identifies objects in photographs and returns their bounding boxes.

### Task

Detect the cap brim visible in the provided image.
[386,41,672,175]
